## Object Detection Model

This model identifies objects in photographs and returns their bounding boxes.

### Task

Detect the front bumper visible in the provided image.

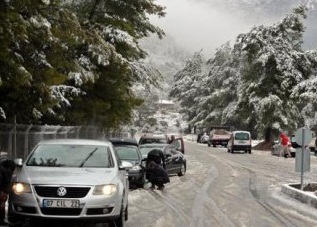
[232,145,251,151]
[8,185,124,222]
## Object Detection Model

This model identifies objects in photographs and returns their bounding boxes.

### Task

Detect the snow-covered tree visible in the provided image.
[291,49,317,132]
[0,0,85,124]
[169,51,206,125]
[0,0,166,128]
[194,43,241,129]
[233,5,312,139]
[171,5,317,139]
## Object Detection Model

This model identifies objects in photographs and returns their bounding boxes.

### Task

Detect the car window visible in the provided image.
[164,147,174,156]
[170,139,181,150]
[139,138,168,145]
[26,144,114,168]
[234,133,250,140]
[139,146,164,156]
[116,147,140,161]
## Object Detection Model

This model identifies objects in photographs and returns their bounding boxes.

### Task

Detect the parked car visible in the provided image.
[8,139,132,227]
[290,134,301,148]
[308,137,317,153]
[109,138,146,188]
[139,143,186,176]
[139,133,185,154]
[227,131,252,154]
[271,140,296,157]
[199,133,210,144]
[139,133,169,145]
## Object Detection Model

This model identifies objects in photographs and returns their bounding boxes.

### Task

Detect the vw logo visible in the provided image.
[57,187,67,197]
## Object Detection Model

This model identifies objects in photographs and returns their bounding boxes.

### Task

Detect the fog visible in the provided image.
[150,0,317,58]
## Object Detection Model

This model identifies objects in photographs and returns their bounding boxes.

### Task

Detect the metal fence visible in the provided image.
[0,124,132,160]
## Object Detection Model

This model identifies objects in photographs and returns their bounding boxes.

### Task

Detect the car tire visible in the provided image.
[231,148,234,153]
[178,164,186,176]
[7,214,23,227]
[125,204,128,221]
[112,204,125,227]
[137,173,146,188]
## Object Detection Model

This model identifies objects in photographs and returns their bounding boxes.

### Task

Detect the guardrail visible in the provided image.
[0,124,132,159]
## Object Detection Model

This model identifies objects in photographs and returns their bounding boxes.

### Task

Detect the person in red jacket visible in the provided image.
[279,132,291,158]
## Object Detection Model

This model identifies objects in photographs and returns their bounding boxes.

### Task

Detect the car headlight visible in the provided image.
[12,182,31,195]
[131,165,142,171]
[93,184,117,196]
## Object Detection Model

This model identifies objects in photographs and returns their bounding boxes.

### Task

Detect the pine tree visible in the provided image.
[233,5,310,139]
[169,51,206,126]
[0,0,166,129]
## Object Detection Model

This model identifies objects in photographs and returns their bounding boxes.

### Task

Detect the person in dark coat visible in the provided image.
[146,149,166,169]
[0,159,16,224]
[146,149,168,190]
[147,161,169,190]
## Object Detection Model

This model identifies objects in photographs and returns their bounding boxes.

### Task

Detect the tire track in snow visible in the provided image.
[189,162,235,227]
[208,151,298,227]
[148,189,189,226]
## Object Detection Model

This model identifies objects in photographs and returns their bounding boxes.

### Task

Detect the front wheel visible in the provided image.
[8,214,23,227]
[111,205,125,227]
[178,164,186,176]
[137,173,146,188]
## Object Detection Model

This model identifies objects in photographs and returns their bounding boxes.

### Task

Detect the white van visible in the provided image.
[227,131,252,154]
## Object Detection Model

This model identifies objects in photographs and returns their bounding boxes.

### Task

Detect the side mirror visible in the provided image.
[14,158,23,167]
[120,160,133,171]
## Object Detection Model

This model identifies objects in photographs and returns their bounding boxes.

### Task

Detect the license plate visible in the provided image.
[43,199,80,208]
[238,140,246,144]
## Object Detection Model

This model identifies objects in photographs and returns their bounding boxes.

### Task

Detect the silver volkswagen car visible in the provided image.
[8,139,132,227]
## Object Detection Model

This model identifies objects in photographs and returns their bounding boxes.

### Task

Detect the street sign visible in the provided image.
[295,148,310,172]
[294,126,313,190]
[294,127,313,146]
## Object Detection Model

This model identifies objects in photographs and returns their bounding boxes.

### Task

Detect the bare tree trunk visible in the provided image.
[264,126,273,142]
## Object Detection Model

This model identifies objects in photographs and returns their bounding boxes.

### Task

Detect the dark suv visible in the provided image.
[110,138,146,188]
[139,133,169,145]
[139,133,185,154]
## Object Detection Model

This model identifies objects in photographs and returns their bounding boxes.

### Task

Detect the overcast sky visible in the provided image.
[149,0,316,58]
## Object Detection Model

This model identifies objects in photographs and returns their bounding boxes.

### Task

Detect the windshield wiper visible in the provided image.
[79,148,98,167]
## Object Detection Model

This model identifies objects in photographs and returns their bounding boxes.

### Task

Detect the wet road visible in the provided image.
[126,141,317,227]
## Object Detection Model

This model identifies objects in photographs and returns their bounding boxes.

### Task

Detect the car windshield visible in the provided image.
[170,140,181,150]
[26,144,114,168]
[116,146,140,161]
[139,138,168,144]
[235,133,250,140]
[139,146,164,156]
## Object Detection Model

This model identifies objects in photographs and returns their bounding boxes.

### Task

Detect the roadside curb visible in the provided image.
[281,183,317,208]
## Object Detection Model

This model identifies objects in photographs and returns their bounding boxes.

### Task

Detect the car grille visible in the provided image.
[41,208,82,216]
[34,186,90,198]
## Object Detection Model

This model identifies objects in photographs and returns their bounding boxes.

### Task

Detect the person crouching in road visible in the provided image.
[146,149,168,190]
[279,132,291,158]
[147,161,170,190]
[0,159,16,224]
